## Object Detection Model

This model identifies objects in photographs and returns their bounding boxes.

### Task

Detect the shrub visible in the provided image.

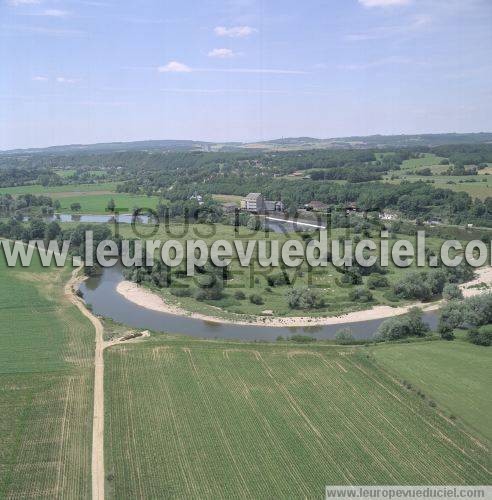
[439,294,492,336]
[367,274,389,290]
[286,287,326,310]
[442,283,463,301]
[467,325,492,346]
[194,289,208,301]
[170,287,192,298]
[267,272,290,287]
[349,287,373,303]
[375,307,429,341]
[234,290,246,300]
[249,294,264,305]
[393,271,432,301]
[335,328,355,345]
[289,335,316,343]
[340,270,362,285]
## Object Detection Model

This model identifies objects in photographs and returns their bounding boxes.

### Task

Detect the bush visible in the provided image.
[340,270,362,285]
[439,294,492,336]
[289,335,316,343]
[335,328,355,345]
[170,287,192,298]
[467,324,492,346]
[286,287,326,310]
[249,294,264,305]
[367,274,389,290]
[375,307,430,341]
[267,272,290,287]
[194,289,208,301]
[195,274,224,300]
[349,287,373,303]
[234,290,246,300]
[393,271,432,301]
[442,283,463,301]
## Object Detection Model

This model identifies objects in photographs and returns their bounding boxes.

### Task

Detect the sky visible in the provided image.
[1,0,491,149]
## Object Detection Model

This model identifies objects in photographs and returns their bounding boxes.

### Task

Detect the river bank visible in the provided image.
[115,266,492,328]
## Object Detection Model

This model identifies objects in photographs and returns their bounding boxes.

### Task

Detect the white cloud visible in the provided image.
[56,77,77,83]
[358,0,411,6]
[40,9,69,17]
[8,0,40,5]
[340,56,411,70]
[346,14,431,41]
[214,26,256,38]
[211,68,306,74]
[157,61,192,73]
[4,24,85,36]
[32,75,48,81]
[157,62,306,75]
[208,48,237,58]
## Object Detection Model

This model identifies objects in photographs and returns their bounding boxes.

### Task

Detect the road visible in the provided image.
[65,268,105,500]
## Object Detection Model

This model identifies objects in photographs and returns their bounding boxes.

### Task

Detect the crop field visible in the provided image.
[386,175,492,200]
[372,340,492,441]
[104,338,491,498]
[0,249,93,498]
[55,193,160,214]
[400,154,446,171]
[0,181,118,196]
[0,182,163,214]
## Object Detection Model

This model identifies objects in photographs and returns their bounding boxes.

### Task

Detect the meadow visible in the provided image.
[116,222,448,319]
[54,193,160,214]
[0,181,162,214]
[371,340,492,441]
[0,249,93,498]
[0,181,118,196]
[104,337,491,498]
[384,153,492,200]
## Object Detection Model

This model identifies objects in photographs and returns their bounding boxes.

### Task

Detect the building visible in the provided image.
[243,193,265,212]
[345,202,358,214]
[305,200,328,211]
[264,200,285,212]
[379,211,398,221]
[190,191,204,205]
[242,193,284,213]
[221,202,238,213]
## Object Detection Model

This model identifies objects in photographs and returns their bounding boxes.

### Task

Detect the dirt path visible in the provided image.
[65,268,105,500]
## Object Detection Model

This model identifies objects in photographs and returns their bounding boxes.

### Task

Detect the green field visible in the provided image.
[372,340,492,441]
[104,338,491,498]
[55,193,160,214]
[0,181,118,196]
[115,222,448,320]
[383,153,492,200]
[0,182,162,214]
[400,154,446,171]
[0,250,93,498]
[386,176,492,200]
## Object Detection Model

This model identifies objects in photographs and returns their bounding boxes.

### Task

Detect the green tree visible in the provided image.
[107,198,116,212]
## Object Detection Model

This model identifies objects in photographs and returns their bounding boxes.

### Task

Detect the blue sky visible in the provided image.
[1,0,491,149]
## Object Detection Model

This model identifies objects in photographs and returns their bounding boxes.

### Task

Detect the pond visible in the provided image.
[79,266,439,341]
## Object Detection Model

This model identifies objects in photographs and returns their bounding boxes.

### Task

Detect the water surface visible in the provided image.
[80,266,439,341]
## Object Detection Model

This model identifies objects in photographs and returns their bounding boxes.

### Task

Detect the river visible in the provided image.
[79,266,439,341]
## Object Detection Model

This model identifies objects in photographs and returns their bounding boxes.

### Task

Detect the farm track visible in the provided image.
[65,269,105,500]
